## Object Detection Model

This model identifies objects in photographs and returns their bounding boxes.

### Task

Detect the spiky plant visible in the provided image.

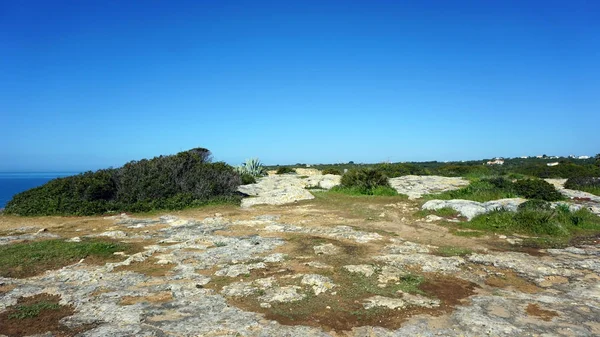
[236,158,267,177]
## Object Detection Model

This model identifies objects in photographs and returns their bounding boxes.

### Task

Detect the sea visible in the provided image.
[0,172,78,208]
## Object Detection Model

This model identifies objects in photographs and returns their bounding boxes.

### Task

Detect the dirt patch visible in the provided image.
[569,233,600,246]
[0,293,93,337]
[112,257,175,277]
[526,303,559,321]
[418,275,479,307]
[274,234,375,268]
[222,270,477,332]
[119,291,173,305]
[483,267,542,293]
[0,283,16,294]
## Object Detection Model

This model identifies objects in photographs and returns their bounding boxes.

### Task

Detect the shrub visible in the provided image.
[374,163,427,177]
[5,148,242,216]
[564,177,600,196]
[276,167,296,175]
[513,179,563,201]
[483,177,514,190]
[322,168,342,175]
[240,173,257,185]
[337,168,392,195]
[435,164,491,178]
[517,199,552,212]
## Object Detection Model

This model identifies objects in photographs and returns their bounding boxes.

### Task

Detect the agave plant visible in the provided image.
[235,158,267,177]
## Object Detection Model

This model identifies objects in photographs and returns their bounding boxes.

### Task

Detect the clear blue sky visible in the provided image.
[1,0,598,171]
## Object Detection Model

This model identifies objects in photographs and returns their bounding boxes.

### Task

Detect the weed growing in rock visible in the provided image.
[8,301,61,320]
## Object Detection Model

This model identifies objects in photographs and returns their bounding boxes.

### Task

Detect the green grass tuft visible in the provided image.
[8,301,61,320]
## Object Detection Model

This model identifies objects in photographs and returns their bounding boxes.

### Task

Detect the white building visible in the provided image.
[547,162,559,167]
[486,158,505,165]
[578,156,590,159]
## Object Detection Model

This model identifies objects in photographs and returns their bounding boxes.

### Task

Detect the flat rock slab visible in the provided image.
[388,175,470,199]
[422,198,527,220]
[238,174,341,207]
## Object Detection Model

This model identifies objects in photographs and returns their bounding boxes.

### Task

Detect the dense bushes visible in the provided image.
[514,163,600,179]
[276,167,296,174]
[427,177,563,202]
[564,177,600,196]
[513,179,563,201]
[322,168,342,175]
[331,168,398,195]
[468,202,600,237]
[5,148,242,216]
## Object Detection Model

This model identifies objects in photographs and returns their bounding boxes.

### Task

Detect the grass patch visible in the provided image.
[338,267,425,297]
[415,207,461,218]
[0,293,93,336]
[566,185,600,196]
[458,203,600,244]
[0,238,137,278]
[329,185,401,196]
[435,246,474,257]
[8,301,61,320]
[423,180,517,202]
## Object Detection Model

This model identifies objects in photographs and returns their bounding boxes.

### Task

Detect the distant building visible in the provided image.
[547,162,559,167]
[520,156,528,159]
[486,158,504,165]
[536,155,543,159]
[578,156,590,159]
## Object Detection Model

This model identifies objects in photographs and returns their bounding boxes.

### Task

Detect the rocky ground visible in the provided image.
[1,175,599,336]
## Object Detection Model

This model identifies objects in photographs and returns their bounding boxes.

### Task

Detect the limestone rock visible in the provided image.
[389,175,470,199]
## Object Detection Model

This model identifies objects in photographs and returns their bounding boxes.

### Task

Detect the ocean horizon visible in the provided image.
[0,172,79,208]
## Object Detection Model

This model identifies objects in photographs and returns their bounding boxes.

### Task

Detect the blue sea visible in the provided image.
[0,172,78,208]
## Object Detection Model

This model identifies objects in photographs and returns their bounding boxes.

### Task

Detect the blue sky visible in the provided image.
[1,0,598,171]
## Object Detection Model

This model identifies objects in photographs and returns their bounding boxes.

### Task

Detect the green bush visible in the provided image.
[276,167,296,175]
[5,148,242,216]
[483,177,514,190]
[517,199,552,212]
[513,179,563,201]
[564,177,600,196]
[322,168,342,175]
[337,168,392,195]
[240,173,257,185]
[434,164,491,178]
[374,163,427,178]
